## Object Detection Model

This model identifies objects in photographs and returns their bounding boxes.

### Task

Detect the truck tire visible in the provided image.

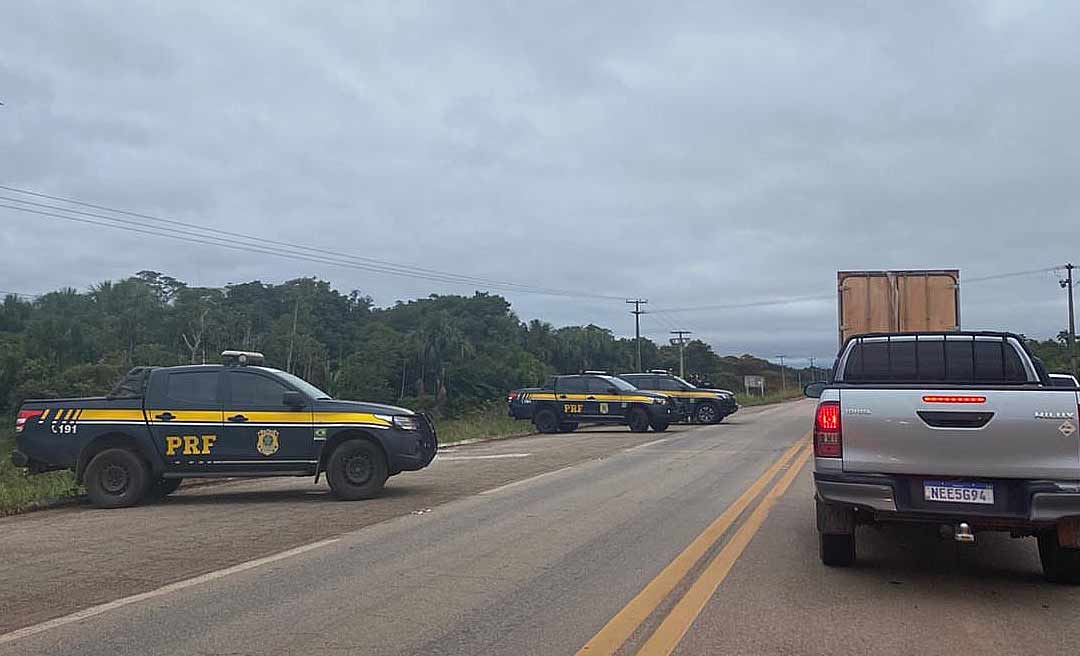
[148,477,183,499]
[534,409,560,434]
[84,448,150,509]
[650,420,670,432]
[558,422,579,433]
[694,402,721,425]
[627,408,650,433]
[1038,531,1080,583]
[819,532,856,567]
[327,439,388,501]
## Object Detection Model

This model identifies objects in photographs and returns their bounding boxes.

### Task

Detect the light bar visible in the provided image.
[922,395,987,404]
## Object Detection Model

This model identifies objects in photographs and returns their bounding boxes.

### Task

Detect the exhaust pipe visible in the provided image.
[954,522,975,543]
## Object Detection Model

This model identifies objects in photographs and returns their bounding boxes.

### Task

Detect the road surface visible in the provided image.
[3,399,1079,655]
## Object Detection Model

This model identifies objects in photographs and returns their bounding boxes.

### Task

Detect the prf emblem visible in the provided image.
[256,429,280,456]
[599,403,609,414]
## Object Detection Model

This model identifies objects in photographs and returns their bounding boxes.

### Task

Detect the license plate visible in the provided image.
[924,481,994,505]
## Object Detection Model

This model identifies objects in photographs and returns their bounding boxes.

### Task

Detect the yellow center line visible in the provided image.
[576,433,810,655]
[637,445,813,656]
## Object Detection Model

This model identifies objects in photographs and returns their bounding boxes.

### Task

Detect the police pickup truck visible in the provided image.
[807,332,1080,582]
[11,351,437,508]
[618,371,739,424]
[516,373,678,433]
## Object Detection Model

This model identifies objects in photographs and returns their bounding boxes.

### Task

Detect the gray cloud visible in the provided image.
[2,0,1078,366]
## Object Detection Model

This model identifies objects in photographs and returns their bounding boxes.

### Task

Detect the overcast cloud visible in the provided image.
[2,1,1079,365]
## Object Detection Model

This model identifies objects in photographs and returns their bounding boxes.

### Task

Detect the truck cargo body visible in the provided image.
[837,270,960,349]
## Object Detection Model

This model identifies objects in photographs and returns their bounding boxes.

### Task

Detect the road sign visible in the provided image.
[744,375,766,396]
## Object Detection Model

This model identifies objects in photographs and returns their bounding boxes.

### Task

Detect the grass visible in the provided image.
[0,432,82,516]
[736,389,805,407]
[436,405,530,444]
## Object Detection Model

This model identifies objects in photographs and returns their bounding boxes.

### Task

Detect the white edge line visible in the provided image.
[0,537,340,646]
[626,437,671,451]
[477,462,581,496]
[436,453,532,461]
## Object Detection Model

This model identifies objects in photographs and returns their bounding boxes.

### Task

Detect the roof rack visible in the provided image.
[221,350,265,366]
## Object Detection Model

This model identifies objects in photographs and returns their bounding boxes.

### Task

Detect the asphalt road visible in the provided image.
[7,398,1074,656]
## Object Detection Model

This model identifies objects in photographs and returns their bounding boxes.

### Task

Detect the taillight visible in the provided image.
[814,401,842,458]
[15,409,44,433]
[508,391,519,402]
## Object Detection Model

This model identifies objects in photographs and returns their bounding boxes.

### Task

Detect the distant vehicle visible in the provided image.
[618,371,739,424]
[837,270,960,348]
[12,351,437,508]
[806,332,1080,582]
[1050,373,1080,388]
[507,386,543,420]
[512,374,679,433]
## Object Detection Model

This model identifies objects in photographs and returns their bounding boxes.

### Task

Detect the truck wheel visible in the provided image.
[1038,531,1080,583]
[650,420,670,432]
[148,477,183,499]
[558,422,579,433]
[819,532,856,567]
[84,448,150,509]
[694,402,721,425]
[627,408,650,433]
[327,439,388,501]
[534,409,560,434]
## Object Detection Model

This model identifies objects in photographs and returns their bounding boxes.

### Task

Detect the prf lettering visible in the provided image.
[165,434,217,456]
[563,404,584,414]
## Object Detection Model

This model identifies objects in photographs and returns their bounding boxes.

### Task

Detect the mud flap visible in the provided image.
[816,498,856,535]
[1058,517,1080,548]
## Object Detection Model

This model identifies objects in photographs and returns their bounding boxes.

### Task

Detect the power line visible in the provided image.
[0,196,626,301]
[0,186,628,301]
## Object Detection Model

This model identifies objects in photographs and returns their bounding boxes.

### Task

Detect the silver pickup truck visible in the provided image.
[805,332,1080,582]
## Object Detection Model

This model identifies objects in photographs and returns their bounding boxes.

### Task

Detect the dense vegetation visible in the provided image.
[0,272,806,416]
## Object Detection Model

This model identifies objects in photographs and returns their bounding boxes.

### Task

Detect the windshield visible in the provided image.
[602,376,640,392]
[265,369,332,399]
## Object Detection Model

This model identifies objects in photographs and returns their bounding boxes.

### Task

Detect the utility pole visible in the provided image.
[777,355,787,393]
[670,330,692,379]
[1062,264,1077,378]
[626,299,648,371]
[808,356,815,383]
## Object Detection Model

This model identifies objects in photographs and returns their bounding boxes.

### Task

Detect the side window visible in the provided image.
[1003,346,1027,382]
[164,371,220,404]
[655,377,680,392]
[558,377,588,394]
[623,376,651,389]
[230,372,290,406]
[588,377,620,394]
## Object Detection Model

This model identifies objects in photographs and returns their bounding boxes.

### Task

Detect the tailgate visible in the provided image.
[839,388,1080,479]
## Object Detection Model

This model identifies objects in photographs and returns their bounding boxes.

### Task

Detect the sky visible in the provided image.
[1,1,1078,367]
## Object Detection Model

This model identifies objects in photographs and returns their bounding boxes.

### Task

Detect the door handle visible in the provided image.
[586,396,597,400]
[154,412,175,422]
[227,414,249,423]
[558,395,568,399]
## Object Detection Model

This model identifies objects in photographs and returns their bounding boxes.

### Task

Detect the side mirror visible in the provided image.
[282,391,306,408]
[804,382,827,399]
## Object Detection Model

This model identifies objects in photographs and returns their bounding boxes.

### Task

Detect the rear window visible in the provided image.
[842,337,1028,383]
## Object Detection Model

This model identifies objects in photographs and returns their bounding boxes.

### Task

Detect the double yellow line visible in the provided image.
[577,434,812,656]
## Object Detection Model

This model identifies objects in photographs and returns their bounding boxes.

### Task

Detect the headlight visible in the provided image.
[393,415,421,431]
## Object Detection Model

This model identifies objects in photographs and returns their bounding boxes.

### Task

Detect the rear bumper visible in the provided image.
[815,472,1080,527]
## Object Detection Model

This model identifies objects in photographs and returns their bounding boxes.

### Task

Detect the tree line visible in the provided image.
[0,272,808,416]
